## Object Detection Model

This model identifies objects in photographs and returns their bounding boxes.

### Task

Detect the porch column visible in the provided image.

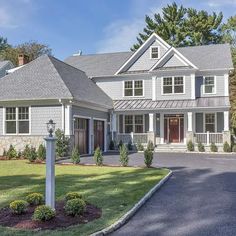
[224,111,229,131]
[149,113,154,132]
[160,113,164,144]
[187,112,193,132]
[65,104,72,136]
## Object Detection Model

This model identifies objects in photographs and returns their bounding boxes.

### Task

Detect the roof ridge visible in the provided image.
[70,51,133,57]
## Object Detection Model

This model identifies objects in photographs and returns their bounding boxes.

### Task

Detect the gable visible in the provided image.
[160,54,188,68]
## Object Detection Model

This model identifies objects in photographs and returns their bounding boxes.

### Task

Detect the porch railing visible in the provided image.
[116,132,148,144]
[195,132,223,145]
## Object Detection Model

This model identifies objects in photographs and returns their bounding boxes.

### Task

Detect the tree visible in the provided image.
[0,36,9,52]
[131,2,223,50]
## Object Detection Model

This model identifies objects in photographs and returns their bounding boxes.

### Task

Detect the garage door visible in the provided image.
[94,120,104,151]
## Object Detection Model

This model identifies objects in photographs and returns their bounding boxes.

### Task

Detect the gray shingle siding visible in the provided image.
[163,54,186,67]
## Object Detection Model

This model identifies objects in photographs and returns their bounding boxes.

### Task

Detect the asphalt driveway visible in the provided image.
[78,152,236,236]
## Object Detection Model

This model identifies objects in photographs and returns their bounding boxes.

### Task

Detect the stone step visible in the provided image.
[155,144,187,152]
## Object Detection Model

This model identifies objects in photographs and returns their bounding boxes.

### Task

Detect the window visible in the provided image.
[163,76,184,94]
[5,107,30,134]
[205,113,215,132]
[204,76,215,94]
[150,46,159,59]
[124,80,143,97]
[124,115,144,133]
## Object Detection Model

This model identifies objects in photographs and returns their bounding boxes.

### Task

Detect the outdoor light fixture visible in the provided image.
[46,119,56,137]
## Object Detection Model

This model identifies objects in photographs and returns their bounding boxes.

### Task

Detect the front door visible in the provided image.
[169,118,179,143]
[94,120,104,151]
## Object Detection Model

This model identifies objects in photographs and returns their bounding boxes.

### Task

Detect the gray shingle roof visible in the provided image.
[113,97,230,111]
[0,55,113,108]
[65,44,233,77]
[0,60,11,69]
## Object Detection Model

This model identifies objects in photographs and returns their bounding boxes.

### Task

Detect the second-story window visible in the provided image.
[150,46,159,59]
[204,76,215,94]
[163,76,184,94]
[124,80,143,97]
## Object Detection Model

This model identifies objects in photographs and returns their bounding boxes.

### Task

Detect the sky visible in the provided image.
[0,0,235,60]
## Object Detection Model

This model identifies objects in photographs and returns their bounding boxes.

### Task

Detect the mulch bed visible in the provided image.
[0,201,102,230]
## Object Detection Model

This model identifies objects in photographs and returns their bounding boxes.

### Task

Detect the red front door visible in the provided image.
[169,118,179,143]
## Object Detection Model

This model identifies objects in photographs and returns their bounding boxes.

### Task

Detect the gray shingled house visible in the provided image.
[0,33,234,154]
[0,60,14,78]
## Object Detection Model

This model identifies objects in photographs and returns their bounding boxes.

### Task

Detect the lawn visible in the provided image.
[0,160,169,236]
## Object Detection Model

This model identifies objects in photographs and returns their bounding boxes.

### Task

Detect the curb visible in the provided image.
[90,170,172,236]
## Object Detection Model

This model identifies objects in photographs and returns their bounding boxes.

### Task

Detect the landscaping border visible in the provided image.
[90,170,172,236]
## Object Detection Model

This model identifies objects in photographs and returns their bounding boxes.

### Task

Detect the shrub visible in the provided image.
[137,142,144,151]
[223,141,231,152]
[37,144,46,161]
[109,140,115,150]
[10,200,28,214]
[198,142,205,152]
[33,205,56,221]
[210,143,218,152]
[22,145,31,159]
[28,147,37,162]
[17,151,22,159]
[26,193,44,206]
[65,192,83,202]
[118,140,123,150]
[2,149,7,157]
[6,145,17,159]
[187,140,194,151]
[119,144,129,167]
[232,145,236,153]
[71,147,80,164]
[64,198,86,216]
[55,129,70,157]
[147,141,154,151]
[93,147,103,166]
[127,140,133,151]
[144,149,153,168]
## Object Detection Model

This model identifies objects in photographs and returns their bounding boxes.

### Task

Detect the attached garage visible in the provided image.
[94,120,104,151]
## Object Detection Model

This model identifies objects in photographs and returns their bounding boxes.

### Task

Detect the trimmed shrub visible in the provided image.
[55,129,70,157]
[26,193,44,206]
[2,149,7,157]
[10,200,28,214]
[119,144,129,167]
[137,142,144,151]
[28,147,37,162]
[17,151,22,159]
[210,143,218,152]
[223,141,231,152]
[109,140,115,150]
[65,192,83,202]
[94,147,103,166]
[147,141,154,151]
[71,147,80,164]
[64,198,86,216]
[118,140,123,150]
[37,144,46,161]
[144,149,153,168]
[22,145,31,159]
[33,205,56,221]
[6,145,17,159]
[198,142,205,152]
[127,140,133,151]
[187,140,194,151]
[232,145,236,153]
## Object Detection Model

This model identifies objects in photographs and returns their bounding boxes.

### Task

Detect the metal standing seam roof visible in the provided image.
[113,97,230,111]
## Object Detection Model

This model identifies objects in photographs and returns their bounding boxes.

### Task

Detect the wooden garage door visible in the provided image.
[94,120,104,151]
[74,118,89,154]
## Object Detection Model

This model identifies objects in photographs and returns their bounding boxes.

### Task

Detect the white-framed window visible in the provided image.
[163,76,184,94]
[5,107,30,134]
[124,80,143,97]
[204,76,215,94]
[205,113,215,132]
[150,46,160,59]
[124,115,144,133]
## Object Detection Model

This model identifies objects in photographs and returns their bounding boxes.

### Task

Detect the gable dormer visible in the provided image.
[115,33,171,74]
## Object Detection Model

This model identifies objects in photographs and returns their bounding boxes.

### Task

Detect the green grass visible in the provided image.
[0,160,169,236]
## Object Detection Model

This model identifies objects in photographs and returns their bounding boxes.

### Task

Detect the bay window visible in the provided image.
[204,76,215,94]
[124,80,143,97]
[124,115,144,133]
[163,76,184,94]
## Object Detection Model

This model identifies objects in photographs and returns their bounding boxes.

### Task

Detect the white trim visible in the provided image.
[73,100,110,112]
[187,112,193,132]
[203,76,216,95]
[152,76,157,101]
[65,104,72,136]
[149,113,154,132]
[190,73,195,99]
[161,76,186,95]
[115,33,171,75]
[150,45,160,59]
[224,111,229,131]
[224,74,229,96]
[61,104,65,131]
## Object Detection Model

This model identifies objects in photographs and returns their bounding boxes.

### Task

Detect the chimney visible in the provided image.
[18,54,29,66]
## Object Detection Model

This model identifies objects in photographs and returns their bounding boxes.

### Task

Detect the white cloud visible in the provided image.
[206,0,236,7]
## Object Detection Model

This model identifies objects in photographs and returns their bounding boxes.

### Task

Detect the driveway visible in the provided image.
[79,152,236,236]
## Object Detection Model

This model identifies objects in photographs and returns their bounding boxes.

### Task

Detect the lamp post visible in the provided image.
[44,119,56,209]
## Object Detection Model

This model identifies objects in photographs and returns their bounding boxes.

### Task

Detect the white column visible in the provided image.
[149,113,154,132]
[44,136,56,209]
[65,104,72,136]
[187,112,193,132]
[160,113,164,144]
[112,113,117,132]
[61,104,65,131]
[224,111,229,131]
[152,76,157,101]
[224,74,229,96]
[191,74,195,99]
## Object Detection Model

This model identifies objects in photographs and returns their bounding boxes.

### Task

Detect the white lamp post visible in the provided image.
[44,119,56,209]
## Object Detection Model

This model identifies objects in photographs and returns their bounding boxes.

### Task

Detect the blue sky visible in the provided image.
[0,0,235,60]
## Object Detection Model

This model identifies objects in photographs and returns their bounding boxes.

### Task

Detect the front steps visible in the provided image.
[155,144,187,152]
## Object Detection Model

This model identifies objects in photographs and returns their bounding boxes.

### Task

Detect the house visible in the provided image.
[65,33,233,151]
[0,55,113,155]
[0,60,14,78]
[0,33,233,155]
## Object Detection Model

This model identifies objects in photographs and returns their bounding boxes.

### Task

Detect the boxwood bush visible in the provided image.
[137,142,144,151]
[93,147,103,166]
[223,141,231,152]
[65,192,83,201]
[26,193,44,206]
[10,200,28,214]
[33,205,56,221]
[22,145,31,159]
[37,144,46,161]
[144,148,153,168]
[210,143,218,152]
[64,198,86,216]
[119,144,129,167]
[187,140,194,151]
[6,145,17,159]
[198,142,205,152]
[71,147,80,164]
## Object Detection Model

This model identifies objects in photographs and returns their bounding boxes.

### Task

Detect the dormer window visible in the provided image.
[150,46,160,59]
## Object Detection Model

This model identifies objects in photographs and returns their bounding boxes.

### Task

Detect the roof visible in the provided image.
[0,60,12,69]
[113,97,230,111]
[65,44,233,77]
[0,55,113,108]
